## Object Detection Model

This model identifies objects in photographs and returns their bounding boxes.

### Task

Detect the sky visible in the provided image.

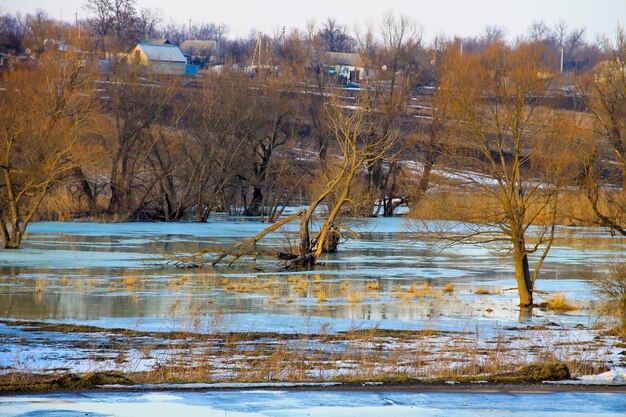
[1,0,625,42]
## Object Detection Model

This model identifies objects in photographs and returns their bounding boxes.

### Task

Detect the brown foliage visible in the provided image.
[0,51,99,248]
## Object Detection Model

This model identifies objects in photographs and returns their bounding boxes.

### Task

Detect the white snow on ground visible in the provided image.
[549,367,626,385]
[580,368,626,382]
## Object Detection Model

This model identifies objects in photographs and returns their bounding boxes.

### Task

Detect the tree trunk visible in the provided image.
[245,187,264,216]
[513,236,533,307]
[322,225,340,253]
[108,149,132,219]
[622,160,626,192]
[298,213,311,256]
[383,197,405,217]
[3,218,22,249]
[72,167,97,213]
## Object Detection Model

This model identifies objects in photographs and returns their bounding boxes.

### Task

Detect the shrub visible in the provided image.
[593,263,626,338]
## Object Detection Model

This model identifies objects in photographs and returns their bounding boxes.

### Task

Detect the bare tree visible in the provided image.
[241,73,300,217]
[430,42,577,307]
[0,12,26,54]
[355,13,423,216]
[0,51,98,248]
[319,18,352,52]
[578,27,626,235]
[528,20,551,43]
[185,69,254,221]
[103,62,177,220]
[481,25,507,46]
[183,88,397,268]
[84,0,140,52]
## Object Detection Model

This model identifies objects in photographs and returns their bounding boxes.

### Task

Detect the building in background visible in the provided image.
[129,43,188,75]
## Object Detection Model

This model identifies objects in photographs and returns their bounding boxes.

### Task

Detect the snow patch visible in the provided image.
[547,367,626,385]
[578,368,626,384]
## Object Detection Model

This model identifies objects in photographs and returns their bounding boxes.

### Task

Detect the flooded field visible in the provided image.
[0,218,625,384]
[1,218,622,331]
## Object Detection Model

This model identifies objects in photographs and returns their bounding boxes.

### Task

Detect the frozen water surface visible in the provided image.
[0,218,624,333]
[0,391,624,417]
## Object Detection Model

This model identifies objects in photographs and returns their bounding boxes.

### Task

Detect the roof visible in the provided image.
[137,44,186,63]
[143,39,171,45]
[324,52,363,67]
[594,59,626,74]
[179,40,217,56]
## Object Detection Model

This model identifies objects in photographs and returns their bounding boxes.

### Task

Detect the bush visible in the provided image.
[593,263,626,338]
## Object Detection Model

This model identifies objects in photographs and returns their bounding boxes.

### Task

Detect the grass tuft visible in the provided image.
[545,293,577,312]
[347,292,363,303]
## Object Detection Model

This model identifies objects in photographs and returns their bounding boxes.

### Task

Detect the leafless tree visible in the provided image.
[429,42,578,307]
[84,0,147,52]
[102,61,178,220]
[319,18,352,52]
[578,27,626,235]
[0,51,98,248]
[0,12,26,54]
[354,13,423,216]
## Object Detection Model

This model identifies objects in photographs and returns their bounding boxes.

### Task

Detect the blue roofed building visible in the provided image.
[130,43,188,75]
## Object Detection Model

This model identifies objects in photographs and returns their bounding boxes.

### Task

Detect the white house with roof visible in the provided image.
[323,51,374,82]
[130,43,187,75]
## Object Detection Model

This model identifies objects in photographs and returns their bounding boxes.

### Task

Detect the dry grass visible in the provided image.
[170,275,191,287]
[410,187,624,228]
[123,276,140,288]
[545,293,577,312]
[35,279,47,294]
[347,292,363,303]
[474,287,497,295]
[443,283,455,293]
[3,308,616,389]
[316,288,328,303]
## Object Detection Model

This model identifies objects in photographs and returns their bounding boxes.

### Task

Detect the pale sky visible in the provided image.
[1,0,625,42]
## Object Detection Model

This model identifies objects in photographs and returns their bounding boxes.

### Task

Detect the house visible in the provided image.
[130,43,187,75]
[323,52,369,83]
[593,59,626,84]
[179,40,218,67]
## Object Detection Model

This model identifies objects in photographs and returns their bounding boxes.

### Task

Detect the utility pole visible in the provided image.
[217,26,223,63]
[76,12,80,42]
[282,26,286,49]
[560,47,564,74]
[188,19,192,40]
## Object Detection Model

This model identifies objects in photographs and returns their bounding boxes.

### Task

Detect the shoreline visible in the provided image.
[3,380,626,396]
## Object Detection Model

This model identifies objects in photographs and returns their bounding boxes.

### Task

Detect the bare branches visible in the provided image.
[426,41,576,307]
[0,50,99,248]
[210,209,305,267]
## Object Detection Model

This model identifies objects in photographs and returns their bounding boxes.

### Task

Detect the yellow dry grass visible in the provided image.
[545,293,577,312]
